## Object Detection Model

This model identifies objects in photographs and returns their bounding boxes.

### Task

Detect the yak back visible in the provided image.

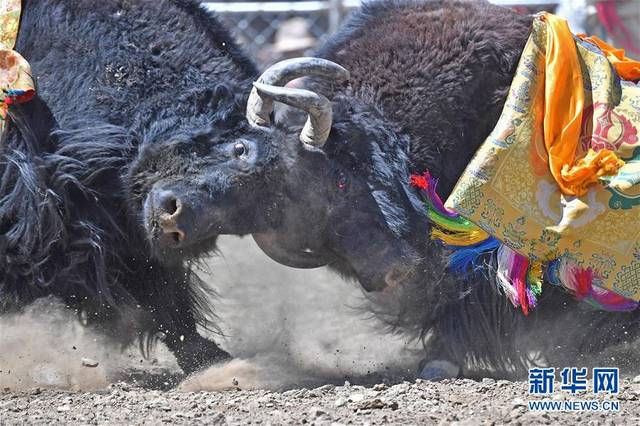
[317,0,532,197]
[17,0,256,129]
[0,0,256,311]
[315,2,640,374]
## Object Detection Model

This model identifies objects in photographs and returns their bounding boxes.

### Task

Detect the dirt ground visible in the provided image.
[1,378,639,425]
[1,236,639,424]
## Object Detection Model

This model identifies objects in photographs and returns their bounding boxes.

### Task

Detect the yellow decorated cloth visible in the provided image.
[1,0,21,49]
[1,0,34,132]
[446,14,640,301]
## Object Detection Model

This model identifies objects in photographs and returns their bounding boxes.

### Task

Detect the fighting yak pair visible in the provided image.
[2,0,638,381]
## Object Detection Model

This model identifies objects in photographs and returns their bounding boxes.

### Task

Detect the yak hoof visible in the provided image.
[418,360,461,381]
[31,363,69,387]
[175,339,231,376]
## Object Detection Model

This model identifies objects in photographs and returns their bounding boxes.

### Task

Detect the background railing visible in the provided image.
[202,1,638,67]
[203,1,362,66]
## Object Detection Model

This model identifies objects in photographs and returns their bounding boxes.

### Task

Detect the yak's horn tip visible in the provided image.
[252,82,273,94]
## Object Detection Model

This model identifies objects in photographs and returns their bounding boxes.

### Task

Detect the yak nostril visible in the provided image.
[161,195,180,216]
[158,212,187,242]
[169,230,185,243]
[153,191,187,243]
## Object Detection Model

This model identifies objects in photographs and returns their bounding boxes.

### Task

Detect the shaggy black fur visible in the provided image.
[314,0,535,373]
[214,0,640,378]
[316,0,532,196]
[311,0,640,376]
[1,0,257,374]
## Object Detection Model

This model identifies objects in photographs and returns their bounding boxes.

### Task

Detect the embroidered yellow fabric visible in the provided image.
[1,0,35,132]
[1,0,21,49]
[446,13,640,301]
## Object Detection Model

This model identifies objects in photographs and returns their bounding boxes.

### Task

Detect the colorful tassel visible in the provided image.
[496,245,521,307]
[513,253,531,315]
[527,261,544,298]
[447,237,501,275]
[410,171,638,314]
[410,171,490,246]
[547,258,638,312]
[411,172,541,313]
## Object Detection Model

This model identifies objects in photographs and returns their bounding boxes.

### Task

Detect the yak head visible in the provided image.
[208,58,437,293]
[129,56,441,294]
[127,83,284,263]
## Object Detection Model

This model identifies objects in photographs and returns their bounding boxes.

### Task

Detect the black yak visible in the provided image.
[1,0,260,374]
[177,0,640,378]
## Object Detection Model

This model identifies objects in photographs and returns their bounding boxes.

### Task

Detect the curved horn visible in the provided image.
[246,57,350,147]
[253,82,332,147]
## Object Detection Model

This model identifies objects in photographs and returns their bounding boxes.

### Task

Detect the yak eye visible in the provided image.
[233,142,247,157]
[336,172,349,190]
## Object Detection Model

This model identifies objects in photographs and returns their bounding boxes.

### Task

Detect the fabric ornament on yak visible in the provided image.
[412,12,640,314]
[1,0,35,133]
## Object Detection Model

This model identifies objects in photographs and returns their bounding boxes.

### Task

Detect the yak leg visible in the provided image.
[419,280,525,380]
[160,314,231,376]
[155,273,230,375]
[131,261,230,375]
[418,334,462,380]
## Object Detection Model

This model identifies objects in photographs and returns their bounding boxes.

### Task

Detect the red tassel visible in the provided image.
[573,267,594,300]
[410,174,429,190]
[514,255,530,316]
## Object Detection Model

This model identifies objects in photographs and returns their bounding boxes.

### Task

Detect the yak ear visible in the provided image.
[5,94,58,154]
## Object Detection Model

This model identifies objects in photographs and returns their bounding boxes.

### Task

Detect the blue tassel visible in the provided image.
[544,259,561,287]
[446,237,501,275]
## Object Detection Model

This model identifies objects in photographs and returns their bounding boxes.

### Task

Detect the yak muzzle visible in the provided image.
[145,188,193,248]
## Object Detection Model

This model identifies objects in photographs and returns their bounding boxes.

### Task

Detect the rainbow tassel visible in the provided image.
[447,237,501,275]
[410,172,490,246]
[527,261,544,298]
[411,172,541,313]
[547,258,638,312]
[410,171,638,314]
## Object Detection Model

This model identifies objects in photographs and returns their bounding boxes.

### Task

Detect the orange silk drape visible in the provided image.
[542,14,640,196]
[579,34,640,80]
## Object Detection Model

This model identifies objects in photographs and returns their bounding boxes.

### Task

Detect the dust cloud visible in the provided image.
[183,235,422,391]
[0,236,421,391]
[0,297,177,391]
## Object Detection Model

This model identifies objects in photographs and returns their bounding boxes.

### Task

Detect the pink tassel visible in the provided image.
[554,258,639,311]
[512,254,531,316]
[496,245,533,314]
[496,246,519,305]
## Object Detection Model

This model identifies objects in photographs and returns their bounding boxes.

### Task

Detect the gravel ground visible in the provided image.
[1,236,639,424]
[1,378,639,425]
